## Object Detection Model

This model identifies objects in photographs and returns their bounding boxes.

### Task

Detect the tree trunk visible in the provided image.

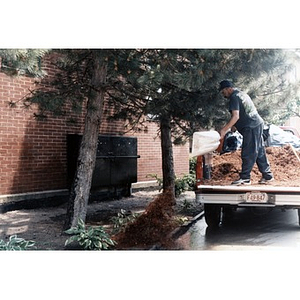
[64,52,107,229]
[160,115,176,204]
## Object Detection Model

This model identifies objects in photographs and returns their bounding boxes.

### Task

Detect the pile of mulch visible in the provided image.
[203,145,300,186]
[113,189,179,249]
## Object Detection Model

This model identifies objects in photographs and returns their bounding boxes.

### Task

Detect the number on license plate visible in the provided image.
[245,192,268,203]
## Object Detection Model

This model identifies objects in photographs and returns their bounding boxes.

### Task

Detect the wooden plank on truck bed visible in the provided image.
[196,184,300,194]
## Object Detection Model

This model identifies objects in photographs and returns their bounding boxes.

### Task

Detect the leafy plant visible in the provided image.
[110,209,140,234]
[189,157,197,177]
[181,199,194,211]
[147,157,196,197]
[0,235,36,250]
[65,218,116,250]
[174,174,196,196]
[148,173,195,197]
[147,173,163,188]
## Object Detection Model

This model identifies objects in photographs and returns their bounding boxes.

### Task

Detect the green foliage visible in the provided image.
[175,157,197,196]
[174,174,195,196]
[148,171,196,197]
[176,198,202,218]
[124,49,300,132]
[189,157,196,177]
[147,173,163,187]
[65,218,116,250]
[0,235,36,251]
[110,209,140,234]
[16,49,147,120]
[0,49,48,78]
[8,48,296,134]
[180,199,194,211]
[3,49,300,131]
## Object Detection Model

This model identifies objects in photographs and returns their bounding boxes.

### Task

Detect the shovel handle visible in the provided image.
[216,137,224,153]
[196,155,204,185]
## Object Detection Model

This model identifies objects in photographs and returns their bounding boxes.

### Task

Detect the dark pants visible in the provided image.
[239,123,273,180]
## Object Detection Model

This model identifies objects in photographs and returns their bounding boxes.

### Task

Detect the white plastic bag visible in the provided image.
[191,131,220,157]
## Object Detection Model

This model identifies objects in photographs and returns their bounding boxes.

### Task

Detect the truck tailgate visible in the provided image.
[196,185,300,207]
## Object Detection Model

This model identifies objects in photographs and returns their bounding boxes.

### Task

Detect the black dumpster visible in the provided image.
[67,134,139,199]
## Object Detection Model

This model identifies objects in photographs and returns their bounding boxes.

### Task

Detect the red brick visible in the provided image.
[0,56,189,196]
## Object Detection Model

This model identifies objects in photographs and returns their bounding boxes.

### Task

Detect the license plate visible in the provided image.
[245,192,268,203]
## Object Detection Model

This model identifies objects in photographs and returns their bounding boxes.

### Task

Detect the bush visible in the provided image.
[174,174,195,197]
[189,157,197,177]
[110,209,140,234]
[147,157,196,197]
[65,218,116,250]
[0,235,36,250]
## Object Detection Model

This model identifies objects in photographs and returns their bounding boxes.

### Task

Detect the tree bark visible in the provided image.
[64,52,107,229]
[160,115,176,204]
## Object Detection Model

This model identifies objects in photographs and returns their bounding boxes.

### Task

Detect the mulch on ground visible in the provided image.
[114,189,179,249]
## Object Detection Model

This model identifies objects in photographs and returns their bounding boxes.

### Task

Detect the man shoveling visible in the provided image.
[219,80,274,185]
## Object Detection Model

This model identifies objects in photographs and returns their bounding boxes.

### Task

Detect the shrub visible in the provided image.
[0,235,36,250]
[110,209,140,234]
[189,157,197,177]
[65,218,116,250]
[149,173,196,197]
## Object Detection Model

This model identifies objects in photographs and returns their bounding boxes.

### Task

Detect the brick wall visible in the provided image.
[0,61,189,197]
[129,123,190,182]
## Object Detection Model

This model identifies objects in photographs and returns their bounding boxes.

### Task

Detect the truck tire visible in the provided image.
[222,206,234,225]
[204,204,221,228]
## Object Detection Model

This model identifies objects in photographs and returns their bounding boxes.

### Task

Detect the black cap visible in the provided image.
[219,80,233,91]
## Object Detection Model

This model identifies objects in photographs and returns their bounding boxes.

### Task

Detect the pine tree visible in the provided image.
[20,49,146,229]
[0,49,48,77]
[110,49,300,199]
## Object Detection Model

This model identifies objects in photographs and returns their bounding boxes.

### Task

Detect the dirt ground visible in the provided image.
[0,188,200,250]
